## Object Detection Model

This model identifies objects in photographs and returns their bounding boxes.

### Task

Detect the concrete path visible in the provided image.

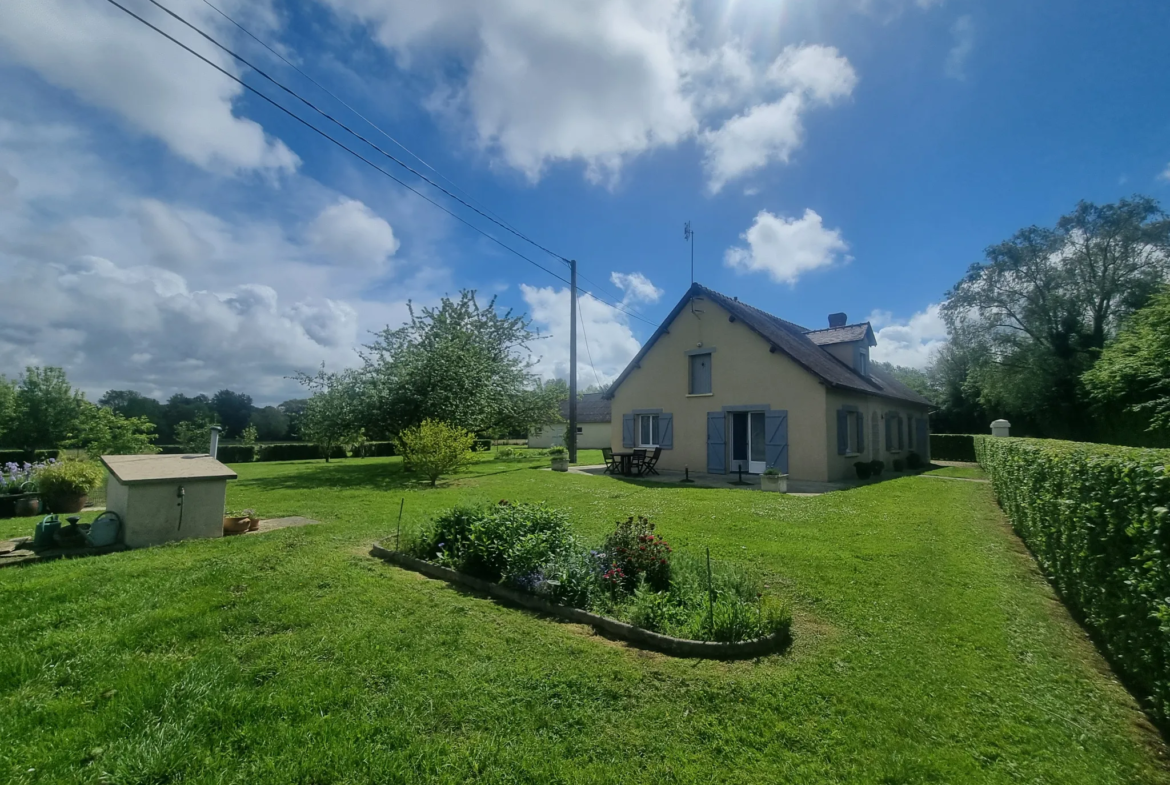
[561,464,853,496]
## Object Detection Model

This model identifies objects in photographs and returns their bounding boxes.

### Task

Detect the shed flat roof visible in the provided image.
[101,454,238,485]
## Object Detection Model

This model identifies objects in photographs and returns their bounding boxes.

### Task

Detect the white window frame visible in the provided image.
[637,413,660,448]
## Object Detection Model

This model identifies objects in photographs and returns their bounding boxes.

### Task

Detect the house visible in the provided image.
[604,283,932,482]
[527,392,612,449]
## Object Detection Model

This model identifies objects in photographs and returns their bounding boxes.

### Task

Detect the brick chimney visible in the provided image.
[828,312,847,328]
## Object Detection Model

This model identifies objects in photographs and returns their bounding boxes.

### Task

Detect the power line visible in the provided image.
[102,0,659,327]
[143,0,572,266]
[102,0,570,286]
[195,0,530,251]
[577,296,602,388]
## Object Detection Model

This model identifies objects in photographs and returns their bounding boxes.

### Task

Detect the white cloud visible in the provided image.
[610,271,664,305]
[766,44,858,104]
[869,303,948,369]
[307,198,400,269]
[0,0,298,174]
[322,1,855,189]
[945,15,975,80]
[703,45,856,192]
[520,284,643,384]
[1159,163,1170,182]
[724,209,849,285]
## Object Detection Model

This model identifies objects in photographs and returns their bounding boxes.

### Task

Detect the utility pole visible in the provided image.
[568,259,578,464]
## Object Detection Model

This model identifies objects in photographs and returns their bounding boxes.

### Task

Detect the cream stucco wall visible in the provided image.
[609,296,831,481]
[824,389,931,481]
[527,422,611,449]
[106,476,228,548]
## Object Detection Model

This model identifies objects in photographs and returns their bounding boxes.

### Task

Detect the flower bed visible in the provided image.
[387,502,792,654]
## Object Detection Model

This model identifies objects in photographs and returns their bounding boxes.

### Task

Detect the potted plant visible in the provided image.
[34,459,105,514]
[853,460,873,480]
[869,459,885,477]
[760,467,788,492]
[223,509,255,535]
[548,446,569,472]
[892,457,906,472]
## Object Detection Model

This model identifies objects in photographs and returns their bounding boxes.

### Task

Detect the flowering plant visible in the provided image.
[2,460,52,494]
[602,516,672,592]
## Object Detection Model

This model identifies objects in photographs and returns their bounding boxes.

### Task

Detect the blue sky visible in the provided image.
[1,0,1168,403]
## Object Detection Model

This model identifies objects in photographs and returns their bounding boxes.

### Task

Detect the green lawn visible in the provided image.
[924,465,989,480]
[1,454,1165,783]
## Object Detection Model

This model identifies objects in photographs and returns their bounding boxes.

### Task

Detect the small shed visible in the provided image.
[101,454,238,548]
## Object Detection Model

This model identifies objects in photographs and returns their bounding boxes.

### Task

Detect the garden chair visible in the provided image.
[631,449,647,475]
[639,447,662,476]
[602,447,618,475]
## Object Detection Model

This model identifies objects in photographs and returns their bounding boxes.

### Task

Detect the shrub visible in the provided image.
[976,435,1170,723]
[353,441,395,458]
[931,433,976,462]
[869,460,884,476]
[495,446,517,460]
[396,419,475,486]
[416,502,578,586]
[216,444,256,463]
[854,461,873,480]
[548,446,567,458]
[602,516,672,592]
[257,443,345,462]
[0,449,59,464]
[892,458,906,472]
[34,459,106,499]
[906,451,924,470]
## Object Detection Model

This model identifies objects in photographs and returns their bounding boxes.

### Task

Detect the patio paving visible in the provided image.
[562,464,854,496]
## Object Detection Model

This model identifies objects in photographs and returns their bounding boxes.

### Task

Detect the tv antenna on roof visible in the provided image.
[683,220,694,285]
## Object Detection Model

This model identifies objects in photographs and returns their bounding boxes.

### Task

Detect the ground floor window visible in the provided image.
[845,410,859,453]
[637,413,660,447]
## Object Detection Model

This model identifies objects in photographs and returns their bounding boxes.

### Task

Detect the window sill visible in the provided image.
[843,452,861,458]
[686,393,714,398]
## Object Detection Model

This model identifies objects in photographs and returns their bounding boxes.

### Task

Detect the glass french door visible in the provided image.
[731,411,767,474]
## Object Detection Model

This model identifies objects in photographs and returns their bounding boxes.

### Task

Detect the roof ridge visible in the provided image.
[805,321,872,334]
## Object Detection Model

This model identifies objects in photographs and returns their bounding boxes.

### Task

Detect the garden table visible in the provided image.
[611,450,637,476]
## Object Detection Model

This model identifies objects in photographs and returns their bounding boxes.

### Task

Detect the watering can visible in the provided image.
[85,511,122,548]
[33,514,61,548]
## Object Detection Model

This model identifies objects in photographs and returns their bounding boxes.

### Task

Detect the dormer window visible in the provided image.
[856,346,869,376]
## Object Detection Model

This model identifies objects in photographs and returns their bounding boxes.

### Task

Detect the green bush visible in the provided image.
[869,460,885,476]
[892,458,906,472]
[0,449,59,463]
[975,435,1170,723]
[906,451,924,470]
[396,419,475,486]
[931,433,976,461]
[34,459,106,499]
[854,461,873,480]
[257,443,346,462]
[216,444,256,463]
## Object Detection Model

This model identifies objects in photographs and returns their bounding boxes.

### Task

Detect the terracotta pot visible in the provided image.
[223,516,250,535]
[247,516,261,532]
[15,495,41,516]
[45,494,86,514]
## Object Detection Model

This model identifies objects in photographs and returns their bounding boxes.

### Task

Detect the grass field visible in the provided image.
[923,465,989,480]
[1,453,1166,783]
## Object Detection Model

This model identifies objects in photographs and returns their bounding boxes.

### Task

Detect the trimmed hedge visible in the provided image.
[353,441,396,458]
[976,435,1170,723]
[930,433,976,462]
[0,449,61,464]
[216,444,257,463]
[256,443,346,462]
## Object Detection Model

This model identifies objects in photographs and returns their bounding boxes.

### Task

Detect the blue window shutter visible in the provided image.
[764,410,788,474]
[836,409,848,455]
[706,412,726,474]
[622,414,634,448]
[916,418,928,455]
[659,413,673,449]
[857,411,865,452]
[885,414,892,451]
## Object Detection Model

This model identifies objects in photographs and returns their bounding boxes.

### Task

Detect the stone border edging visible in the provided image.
[369,542,790,659]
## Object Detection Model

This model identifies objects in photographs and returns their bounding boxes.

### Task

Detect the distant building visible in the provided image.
[527,392,611,449]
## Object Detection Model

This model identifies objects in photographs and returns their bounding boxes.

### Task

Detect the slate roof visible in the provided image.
[805,323,875,346]
[557,392,611,423]
[605,283,932,407]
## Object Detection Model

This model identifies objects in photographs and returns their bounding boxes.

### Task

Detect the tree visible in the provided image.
[250,406,289,441]
[295,367,365,462]
[174,417,217,453]
[0,375,15,446]
[874,362,935,403]
[161,394,214,443]
[100,390,163,429]
[73,403,160,459]
[1083,285,1170,434]
[941,196,1170,438]
[211,389,254,437]
[395,419,475,486]
[362,291,554,438]
[7,367,85,451]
